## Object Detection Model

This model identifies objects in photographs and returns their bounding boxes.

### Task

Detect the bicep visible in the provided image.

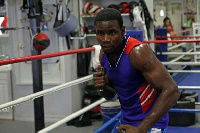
[141,56,175,90]
[130,44,176,91]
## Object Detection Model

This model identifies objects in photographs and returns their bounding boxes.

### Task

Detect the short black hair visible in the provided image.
[94,8,123,28]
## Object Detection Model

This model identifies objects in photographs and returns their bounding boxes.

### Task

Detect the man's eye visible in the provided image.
[96,31,104,36]
[108,30,117,35]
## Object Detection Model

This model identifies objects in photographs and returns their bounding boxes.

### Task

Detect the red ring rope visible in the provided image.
[156,35,200,39]
[0,47,95,66]
[143,40,200,44]
[0,39,200,66]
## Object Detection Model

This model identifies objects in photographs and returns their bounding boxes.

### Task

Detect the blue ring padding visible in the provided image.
[172,65,189,84]
[95,112,121,133]
[170,108,200,113]
[95,109,200,133]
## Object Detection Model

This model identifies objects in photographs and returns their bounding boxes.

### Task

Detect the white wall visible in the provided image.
[6,0,82,122]
[170,1,183,33]
[154,1,166,27]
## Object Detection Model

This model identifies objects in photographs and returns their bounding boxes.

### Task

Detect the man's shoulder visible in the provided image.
[124,37,142,54]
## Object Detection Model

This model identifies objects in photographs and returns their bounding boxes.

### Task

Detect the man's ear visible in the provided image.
[121,26,126,37]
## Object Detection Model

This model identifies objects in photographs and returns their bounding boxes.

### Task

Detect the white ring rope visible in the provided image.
[169,49,193,63]
[38,98,106,133]
[162,62,200,66]
[168,42,186,51]
[168,70,200,73]
[157,52,200,55]
[38,86,200,133]
[0,75,93,112]
[178,86,200,89]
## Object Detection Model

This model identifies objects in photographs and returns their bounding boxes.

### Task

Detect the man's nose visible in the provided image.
[103,34,110,42]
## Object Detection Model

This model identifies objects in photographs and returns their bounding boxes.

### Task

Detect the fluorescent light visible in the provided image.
[160,10,164,17]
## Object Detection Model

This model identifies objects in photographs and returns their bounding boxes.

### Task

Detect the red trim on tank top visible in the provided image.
[137,82,148,95]
[137,82,158,113]
[141,89,157,113]
[124,38,142,54]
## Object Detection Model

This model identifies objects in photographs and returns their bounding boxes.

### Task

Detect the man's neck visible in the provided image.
[107,37,125,57]
[107,39,125,66]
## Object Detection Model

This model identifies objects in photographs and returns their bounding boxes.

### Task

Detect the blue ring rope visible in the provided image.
[170,108,200,113]
[95,112,121,133]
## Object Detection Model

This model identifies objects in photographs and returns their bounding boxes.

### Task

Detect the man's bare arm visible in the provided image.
[129,44,180,132]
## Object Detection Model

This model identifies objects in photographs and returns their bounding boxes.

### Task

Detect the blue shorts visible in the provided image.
[111,121,168,133]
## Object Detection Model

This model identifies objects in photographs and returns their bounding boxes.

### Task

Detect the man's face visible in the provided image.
[95,20,125,54]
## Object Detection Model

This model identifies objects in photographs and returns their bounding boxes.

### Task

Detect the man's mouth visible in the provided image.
[102,44,112,48]
[103,46,112,49]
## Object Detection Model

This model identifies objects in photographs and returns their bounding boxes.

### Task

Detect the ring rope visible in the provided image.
[169,49,193,63]
[178,86,200,89]
[156,35,200,39]
[95,112,121,133]
[0,75,93,112]
[162,62,200,66]
[195,102,200,105]
[38,98,106,133]
[143,40,200,44]
[0,47,95,66]
[95,108,200,133]
[170,109,200,113]
[157,52,200,55]
[168,70,200,73]
[0,40,199,66]
[168,43,186,51]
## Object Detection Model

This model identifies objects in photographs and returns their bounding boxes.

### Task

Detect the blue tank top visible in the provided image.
[102,37,168,129]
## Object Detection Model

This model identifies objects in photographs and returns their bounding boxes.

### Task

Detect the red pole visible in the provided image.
[0,47,95,66]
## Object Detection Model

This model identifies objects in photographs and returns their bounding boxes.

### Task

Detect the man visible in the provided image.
[93,8,180,133]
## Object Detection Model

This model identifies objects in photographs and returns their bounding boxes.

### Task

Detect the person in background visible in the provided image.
[93,8,180,133]
[163,17,175,36]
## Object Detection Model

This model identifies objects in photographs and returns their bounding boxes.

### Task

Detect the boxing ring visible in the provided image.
[155,30,200,133]
[1,31,200,133]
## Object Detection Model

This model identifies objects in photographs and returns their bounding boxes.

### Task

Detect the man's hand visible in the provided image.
[93,65,116,100]
[93,65,106,88]
[117,124,147,133]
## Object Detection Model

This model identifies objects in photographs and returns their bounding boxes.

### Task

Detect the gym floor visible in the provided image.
[0,120,200,133]
[0,120,102,133]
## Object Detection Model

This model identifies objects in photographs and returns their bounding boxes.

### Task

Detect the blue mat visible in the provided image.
[177,73,200,101]
[178,73,200,86]
[168,127,200,133]
[172,67,200,101]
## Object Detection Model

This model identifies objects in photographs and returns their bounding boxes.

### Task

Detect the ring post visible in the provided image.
[126,30,143,42]
[155,28,168,62]
[29,0,45,132]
